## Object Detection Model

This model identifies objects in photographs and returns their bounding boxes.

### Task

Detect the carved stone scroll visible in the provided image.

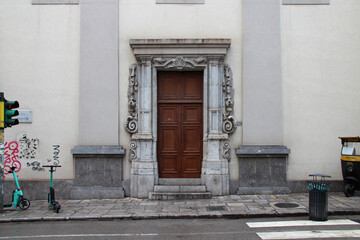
[222,64,237,134]
[129,141,137,161]
[125,64,139,134]
[223,141,231,162]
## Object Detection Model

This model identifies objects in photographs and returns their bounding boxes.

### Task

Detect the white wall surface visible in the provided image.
[0,0,80,180]
[282,0,360,180]
[3,0,358,185]
[118,0,243,181]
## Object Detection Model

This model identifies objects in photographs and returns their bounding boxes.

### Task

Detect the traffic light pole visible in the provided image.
[0,93,4,213]
[0,92,19,213]
[0,128,4,213]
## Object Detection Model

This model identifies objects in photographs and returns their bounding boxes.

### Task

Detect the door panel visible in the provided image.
[183,127,202,152]
[162,128,178,152]
[159,76,180,100]
[182,156,201,176]
[183,106,201,123]
[183,74,203,100]
[159,155,179,174]
[159,106,178,123]
[158,72,203,178]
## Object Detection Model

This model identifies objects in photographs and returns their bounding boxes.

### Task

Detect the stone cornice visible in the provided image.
[236,145,291,157]
[71,145,125,156]
[130,39,231,56]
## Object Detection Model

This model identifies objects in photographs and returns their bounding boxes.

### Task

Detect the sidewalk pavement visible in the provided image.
[1,192,360,222]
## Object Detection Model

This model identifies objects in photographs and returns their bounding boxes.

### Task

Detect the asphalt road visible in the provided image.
[1,216,360,240]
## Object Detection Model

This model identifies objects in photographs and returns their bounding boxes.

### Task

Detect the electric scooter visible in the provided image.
[42,165,61,213]
[4,166,30,210]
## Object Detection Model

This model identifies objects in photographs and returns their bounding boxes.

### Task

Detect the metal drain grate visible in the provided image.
[274,203,300,208]
[207,206,227,211]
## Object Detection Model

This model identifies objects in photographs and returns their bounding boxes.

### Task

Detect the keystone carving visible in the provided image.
[125,64,139,134]
[222,64,237,134]
[153,56,207,70]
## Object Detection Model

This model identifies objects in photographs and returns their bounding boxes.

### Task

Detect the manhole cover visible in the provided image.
[207,206,227,211]
[274,203,300,208]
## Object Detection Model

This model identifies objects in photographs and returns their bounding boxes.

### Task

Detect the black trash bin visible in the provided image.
[308,174,331,221]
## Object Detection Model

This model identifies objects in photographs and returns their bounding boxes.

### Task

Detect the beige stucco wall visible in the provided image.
[0,0,80,180]
[119,0,243,181]
[282,0,360,180]
[2,0,360,185]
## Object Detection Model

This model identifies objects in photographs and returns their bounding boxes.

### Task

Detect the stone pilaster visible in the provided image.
[129,56,158,198]
[202,56,230,196]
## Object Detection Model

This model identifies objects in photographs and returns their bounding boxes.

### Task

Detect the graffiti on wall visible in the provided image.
[4,141,21,174]
[52,145,60,165]
[3,134,62,177]
[17,134,44,172]
[18,134,39,160]
[27,161,44,171]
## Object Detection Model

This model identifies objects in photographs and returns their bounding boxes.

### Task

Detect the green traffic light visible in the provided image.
[4,100,19,128]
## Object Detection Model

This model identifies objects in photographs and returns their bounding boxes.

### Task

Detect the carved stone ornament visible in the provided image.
[223,114,236,134]
[222,64,237,134]
[125,64,139,134]
[129,141,137,161]
[223,141,231,162]
[153,56,207,70]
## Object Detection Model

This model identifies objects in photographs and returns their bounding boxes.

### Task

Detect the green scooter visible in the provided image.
[43,165,61,213]
[4,166,30,210]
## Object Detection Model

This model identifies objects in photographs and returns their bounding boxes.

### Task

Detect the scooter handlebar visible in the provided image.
[7,166,18,173]
[42,165,62,172]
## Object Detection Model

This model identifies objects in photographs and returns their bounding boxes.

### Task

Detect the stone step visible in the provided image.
[158,178,202,186]
[149,192,212,200]
[154,185,207,193]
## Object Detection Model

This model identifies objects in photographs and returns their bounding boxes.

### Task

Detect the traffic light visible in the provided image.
[0,92,19,128]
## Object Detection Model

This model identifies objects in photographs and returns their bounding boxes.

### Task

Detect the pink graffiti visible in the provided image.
[4,141,21,176]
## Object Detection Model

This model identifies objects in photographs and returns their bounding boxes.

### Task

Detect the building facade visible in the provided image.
[1,0,360,200]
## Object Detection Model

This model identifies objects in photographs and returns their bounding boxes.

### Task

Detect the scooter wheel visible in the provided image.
[55,203,61,213]
[19,198,31,210]
[345,183,355,197]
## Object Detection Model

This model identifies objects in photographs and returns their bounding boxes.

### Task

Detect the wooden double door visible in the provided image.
[157,71,203,178]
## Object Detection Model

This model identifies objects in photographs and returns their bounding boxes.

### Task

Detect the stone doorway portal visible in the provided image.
[126,39,236,198]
